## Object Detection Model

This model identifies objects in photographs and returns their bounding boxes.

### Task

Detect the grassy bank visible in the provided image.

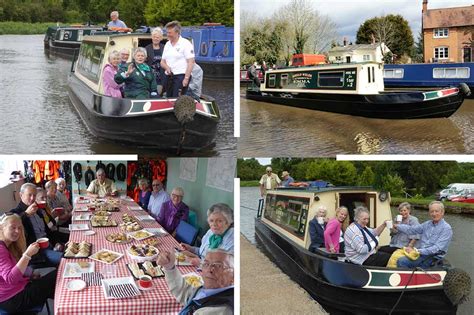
[391,197,474,215]
[0,22,56,35]
[240,180,260,187]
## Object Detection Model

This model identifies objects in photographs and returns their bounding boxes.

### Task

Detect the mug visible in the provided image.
[317,217,324,225]
[36,201,46,209]
[54,207,64,215]
[139,275,152,288]
[37,237,49,249]
[396,215,403,223]
[386,220,393,229]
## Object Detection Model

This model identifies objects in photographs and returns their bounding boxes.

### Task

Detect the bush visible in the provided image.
[0,21,56,34]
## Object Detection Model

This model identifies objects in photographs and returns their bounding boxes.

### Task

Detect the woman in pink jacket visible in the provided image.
[0,213,56,313]
[324,206,349,253]
[102,50,123,97]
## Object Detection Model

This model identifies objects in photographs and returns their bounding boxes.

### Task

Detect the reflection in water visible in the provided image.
[239,87,474,156]
[0,35,235,156]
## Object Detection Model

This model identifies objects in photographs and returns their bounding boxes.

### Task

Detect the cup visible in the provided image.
[79,196,85,200]
[36,201,46,209]
[37,238,49,249]
[386,220,393,229]
[54,207,64,215]
[396,215,403,223]
[89,206,96,212]
[139,275,152,288]
[317,217,324,224]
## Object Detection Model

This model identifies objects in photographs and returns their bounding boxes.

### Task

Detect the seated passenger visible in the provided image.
[36,188,68,243]
[309,206,328,252]
[102,50,123,98]
[378,202,420,255]
[186,63,203,100]
[394,201,452,268]
[115,47,157,99]
[86,168,117,198]
[147,179,170,219]
[55,178,71,204]
[280,171,294,187]
[180,203,234,266]
[108,11,127,29]
[324,206,348,253]
[45,180,72,226]
[145,27,166,95]
[344,206,390,267]
[137,178,151,210]
[119,48,130,72]
[157,187,189,235]
[0,213,57,313]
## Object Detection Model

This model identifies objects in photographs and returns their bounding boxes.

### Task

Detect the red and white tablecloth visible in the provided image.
[54,197,197,315]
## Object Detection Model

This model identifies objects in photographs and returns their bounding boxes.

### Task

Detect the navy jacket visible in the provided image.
[309,218,326,252]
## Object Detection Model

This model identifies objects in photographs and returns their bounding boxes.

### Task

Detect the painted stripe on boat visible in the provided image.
[363,269,445,289]
[126,99,216,117]
[423,88,458,101]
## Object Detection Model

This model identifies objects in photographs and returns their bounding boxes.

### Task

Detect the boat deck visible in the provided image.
[240,235,327,314]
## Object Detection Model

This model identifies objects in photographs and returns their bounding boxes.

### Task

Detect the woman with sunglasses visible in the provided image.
[0,213,56,313]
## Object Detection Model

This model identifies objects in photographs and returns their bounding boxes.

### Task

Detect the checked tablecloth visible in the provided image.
[54,197,197,315]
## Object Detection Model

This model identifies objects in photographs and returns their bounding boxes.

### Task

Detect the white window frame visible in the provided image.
[363,54,371,61]
[433,67,470,79]
[433,28,449,38]
[434,47,449,60]
[383,69,404,79]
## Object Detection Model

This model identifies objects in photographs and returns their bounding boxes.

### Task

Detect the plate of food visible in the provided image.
[183,273,203,288]
[175,251,194,266]
[144,227,168,237]
[94,210,111,217]
[119,221,142,232]
[127,261,164,279]
[89,249,124,264]
[73,213,92,221]
[128,205,143,211]
[63,262,95,278]
[122,213,139,223]
[64,241,92,258]
[69,223,90,231]
[91,217,118,227]
[135,214,155,222]
[105,232,133,244]
[127,244,159,262]
[74,206,89,212]
[129,229,154,241]
[141,237,160,246]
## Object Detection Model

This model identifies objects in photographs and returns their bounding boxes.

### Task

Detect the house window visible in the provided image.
[363,55,371,61]
[383,69,404,79]
[433,67,470,79]
[434,47,449,59]
[464,47,472,62]
[434,28,448,38]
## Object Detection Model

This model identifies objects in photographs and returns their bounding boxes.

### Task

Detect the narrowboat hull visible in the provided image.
[246,87,467,119]
[199,60,233,80]
[255,218,457,314]
[67,73,220,152]
[45,39,80,58]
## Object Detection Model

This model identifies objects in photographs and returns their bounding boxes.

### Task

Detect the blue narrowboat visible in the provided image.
[384,63,474,98]
[180,24,233,80]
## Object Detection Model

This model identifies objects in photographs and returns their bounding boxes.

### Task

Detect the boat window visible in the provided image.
[363,55,370,61]
[263,194,310,239]
[280,74,288,87]
[367,67,371,83]
[318,71,344,87]
[383,69,404,79]
[268,74,276,88]
[77,41,106,84]
[433,67,470,79]
[372,67,375,83]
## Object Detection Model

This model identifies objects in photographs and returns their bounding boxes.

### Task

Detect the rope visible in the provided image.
[389,268,417,314]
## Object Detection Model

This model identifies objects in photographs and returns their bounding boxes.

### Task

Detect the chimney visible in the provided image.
[343,37,347,46]
[422,0,428,13]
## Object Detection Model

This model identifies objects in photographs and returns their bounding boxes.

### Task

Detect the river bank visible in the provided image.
[0,22,55,34]
[391,197,474,215]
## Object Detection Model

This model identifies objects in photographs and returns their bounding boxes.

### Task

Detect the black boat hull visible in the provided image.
[246,89,466,119]
[255,218,457,314]
[199,61,233,80]
[67,73,219,151]
[44,39,79,58]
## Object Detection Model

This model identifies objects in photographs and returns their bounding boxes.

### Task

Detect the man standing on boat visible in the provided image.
[161,21,195,97]
[394,201,452,268]
[259,167,281,197]
[107,11,127,29]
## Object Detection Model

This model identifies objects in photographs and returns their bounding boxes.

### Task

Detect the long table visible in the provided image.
[54,197,196,315]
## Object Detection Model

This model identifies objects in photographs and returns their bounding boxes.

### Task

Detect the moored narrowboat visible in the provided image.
[246,62,471,119]
[67,32,220,152]
[255,186,470,314]
[181,24,233,80]
[44,25,104,57]
[384,63,474,99]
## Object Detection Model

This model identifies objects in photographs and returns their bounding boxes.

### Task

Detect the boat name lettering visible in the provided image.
[292,73,313,85]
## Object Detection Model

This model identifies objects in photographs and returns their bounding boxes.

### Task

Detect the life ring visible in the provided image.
[222,42,229,57]
[200,42,208,56]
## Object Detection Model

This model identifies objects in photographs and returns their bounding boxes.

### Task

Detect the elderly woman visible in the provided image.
[115,47,157,99]
[344,206,390,266]
[145,27,166,95]
[55,177,70,203]
[324,206,349,253]
[378,202,420,255]
[45,180,72,225]
[308,206,328,252]
[0,213,57,313]
[181,203,234,265]
[138,178,151,210]
[157,187,189,235]
[102,50,123,97]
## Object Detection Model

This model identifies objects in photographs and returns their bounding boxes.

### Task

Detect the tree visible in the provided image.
[358,166,375,186]
[412,30,423,63]
[381,174,405,197]
[118,0,147,29]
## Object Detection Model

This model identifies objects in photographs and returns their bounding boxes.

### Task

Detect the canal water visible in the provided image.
[0,35,235,156]
[239,87,474,156]
[240,186,474,315]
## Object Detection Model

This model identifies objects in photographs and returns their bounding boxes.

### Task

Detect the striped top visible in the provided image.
[344,223,378,265]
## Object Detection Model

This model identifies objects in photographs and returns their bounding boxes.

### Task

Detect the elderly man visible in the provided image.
[280,171,294,187]
[161,20,195,97]
[108,11,127,29]
[187,63,204,100]
[10,183,62,266]
[147,179,170,219]
[157,249,234,314]
[394,201,452,268]
[157,187,189,234]
[86,168,117,198]
[259,166,281,197]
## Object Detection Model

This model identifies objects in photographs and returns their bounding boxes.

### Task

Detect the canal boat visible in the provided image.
[180,24,233,80]
[246,62,471,119]
[255,186,470,314]
[384,63,474,99]
[67,32,220,152]
[44,25,104,57]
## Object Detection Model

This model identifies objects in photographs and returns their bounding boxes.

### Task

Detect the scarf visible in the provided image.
[136,62,150,72]
[208,227,230,249]
[355,222,378,251]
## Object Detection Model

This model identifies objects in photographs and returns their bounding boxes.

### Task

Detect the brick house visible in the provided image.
[422,0,473,63]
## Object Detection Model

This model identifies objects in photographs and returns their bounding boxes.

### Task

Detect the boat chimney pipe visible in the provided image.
[343,37,347,46]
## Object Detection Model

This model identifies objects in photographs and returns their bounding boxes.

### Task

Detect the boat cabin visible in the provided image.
[262,186,392,251]
[260,62,385,95]
[291,54,326,66]
[383,63,472,86]
[45,26,104,46]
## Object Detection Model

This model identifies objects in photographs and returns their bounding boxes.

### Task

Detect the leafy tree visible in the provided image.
[412,30,423,63]
[381,174,405,197]
[242,19,285,65]
[237,158,265,181]
[118,0,147,29]
[358,166,375,186]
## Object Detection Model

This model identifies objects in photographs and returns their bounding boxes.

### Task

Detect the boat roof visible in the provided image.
[268,61,381,73]
[82,32,153,42]
[272,186,376,193]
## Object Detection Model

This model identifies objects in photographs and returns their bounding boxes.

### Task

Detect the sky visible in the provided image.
[240,0,473,42]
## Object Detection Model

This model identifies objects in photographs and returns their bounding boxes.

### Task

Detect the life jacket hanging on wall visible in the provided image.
[116,163,126,181]
[84,166,95,188]
[151,159,167,183]
[106,163,116,181]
